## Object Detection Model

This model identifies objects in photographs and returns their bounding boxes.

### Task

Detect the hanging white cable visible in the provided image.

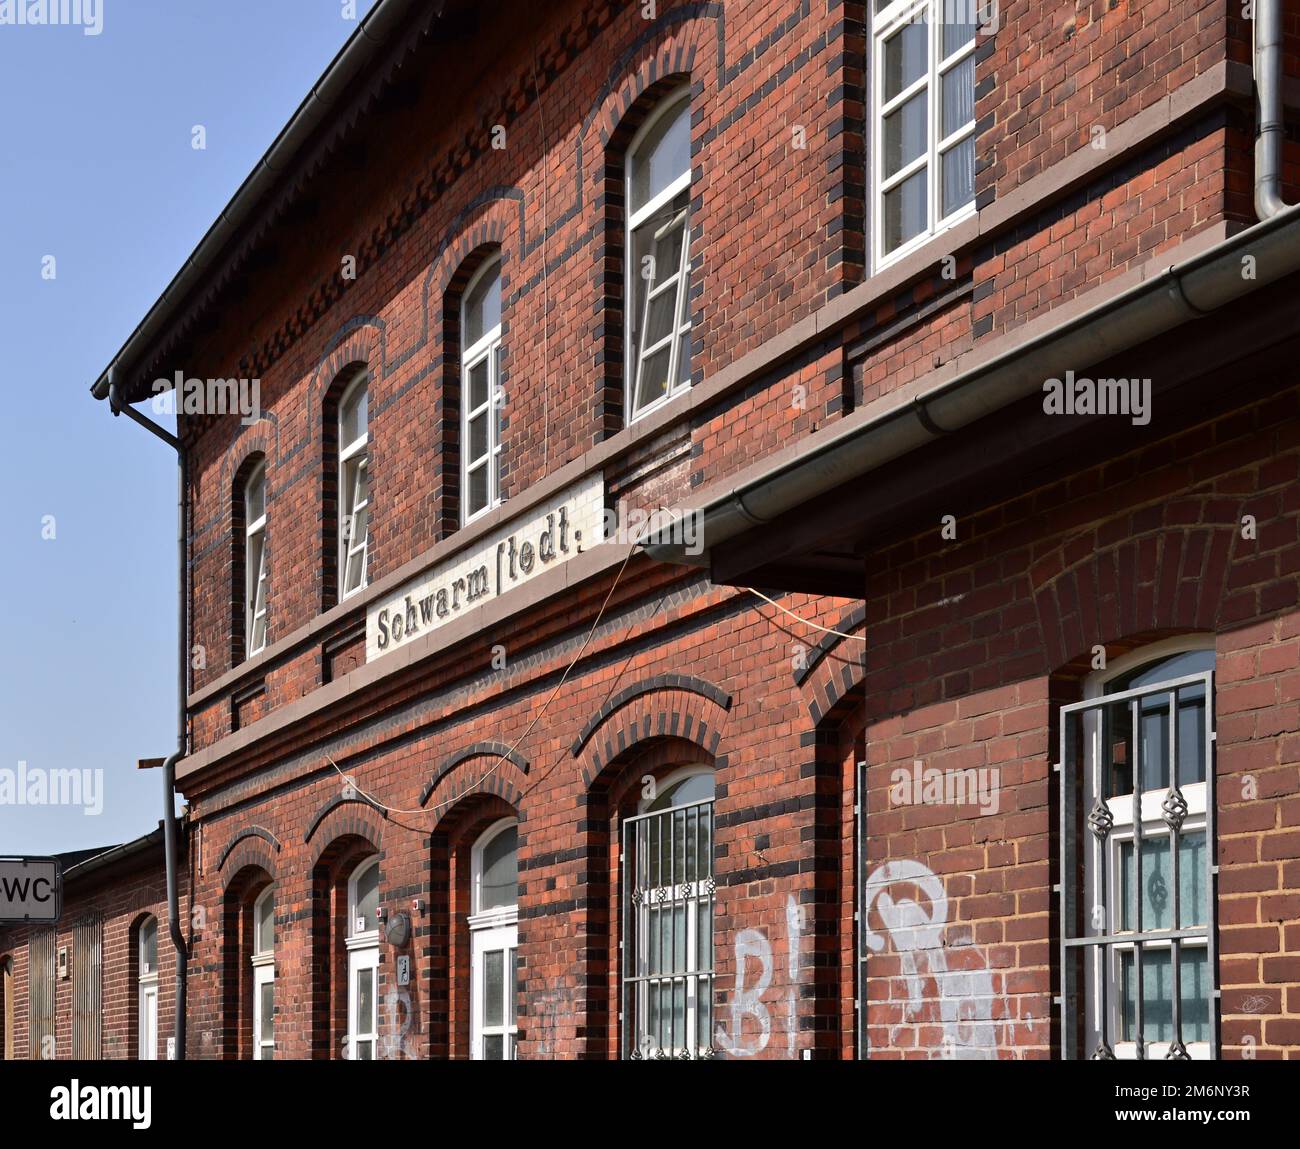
[744,586,867,642]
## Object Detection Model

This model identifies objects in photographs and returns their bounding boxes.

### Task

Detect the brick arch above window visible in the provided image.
[216,826,283,877]
[420,741,529,808]
[305,797,386,864]
[1028,513,1253,677]
[421,752,525,832]
[576,683,731,792]
[570,674,731,758]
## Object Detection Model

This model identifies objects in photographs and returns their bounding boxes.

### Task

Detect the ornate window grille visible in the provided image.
[622,793,715,1059]
[1058,652,1217,1059]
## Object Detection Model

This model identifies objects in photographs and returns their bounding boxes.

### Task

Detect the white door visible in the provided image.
[347,946,378,1060]
[471,924,517,1060]
[139,983,158,1061]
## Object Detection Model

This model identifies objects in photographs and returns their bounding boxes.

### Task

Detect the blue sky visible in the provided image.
[0,1,377,856]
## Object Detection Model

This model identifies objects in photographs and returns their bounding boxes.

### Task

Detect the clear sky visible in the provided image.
[0,1,379,857]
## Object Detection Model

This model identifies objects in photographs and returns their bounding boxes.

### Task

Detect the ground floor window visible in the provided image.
[1060,640,1217,1059]
[251,886,275,1060]
[469,818,518,1060]
[138,916,159,1061]
[623,766,716,1059]
[345,859,379,1060]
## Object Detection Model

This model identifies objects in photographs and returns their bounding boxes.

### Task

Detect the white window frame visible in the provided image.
[625,87,693,423]
[469,817,518,1060]
[244,462,268,657]
[623,764,716,1059]
[872,0,977,269]
[338,373,370,600]
[345,859,380,1061]
[138,916,159,1061]
[460,258,503,526]
[251,886,275,1061]
[1081,636,1215,1061]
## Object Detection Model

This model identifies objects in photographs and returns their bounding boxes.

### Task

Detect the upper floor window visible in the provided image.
[873,0,976,265]
[461,258,503,524]
[627,88,692,421]
[1060,639,1216,1060]
[244,463,268,656]
[624,765,716,1059]
[338,375,370,599]
[251,887,275,1060]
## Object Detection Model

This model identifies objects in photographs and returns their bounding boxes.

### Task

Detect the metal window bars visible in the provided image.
[1057,670,1217,1060]
[622,796,716,1059]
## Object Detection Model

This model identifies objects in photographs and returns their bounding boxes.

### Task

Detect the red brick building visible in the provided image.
[74,0,1300,1059]
[0,826,189,1061]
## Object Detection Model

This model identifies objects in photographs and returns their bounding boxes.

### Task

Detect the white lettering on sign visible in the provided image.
[366,477,605,661]
[0,857,63,923]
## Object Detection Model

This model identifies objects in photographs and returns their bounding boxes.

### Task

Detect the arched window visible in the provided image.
[1062,637,1216,1059]
[251,887,275,1060]
[244,462,268,656]
[626,88,692,421]
[624,764,716,1058]
[338,374,370,599]
[469,818,518,1060]
[138,916,159,1061]
[345,859,379,1060]
[461,257,503,524]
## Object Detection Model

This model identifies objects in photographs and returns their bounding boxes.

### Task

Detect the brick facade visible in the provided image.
[62,0,1300,1060]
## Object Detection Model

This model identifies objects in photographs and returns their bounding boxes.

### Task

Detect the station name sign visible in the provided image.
[366,477,605,661]
[0,856,63,923]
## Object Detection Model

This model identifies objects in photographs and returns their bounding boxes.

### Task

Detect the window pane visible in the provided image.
[256,893,274,954]
[356,1039,373,1061]
[469,411,489,463]
[464,265,501,347]
[883,167,927,253]
[645,289,678,349]
[884,90,928,179]
[484,950,505,1026]
[941,135,975,215]
[883,19,927,102]
[246,471,265,521]
[260,982,274,1043]
[1120,832,1207,931]
[484,1034,504,1060]
[941,0,977,55]
[357,969,373,1035]
[468,357,490,413]
[140,918,157,972]
[636,347,671,412]
[479,826,518,910]
[1120,947,1211,1044]
[468,466,489,517]
[509,948,519,1025]
[353,863,378,934]
[341,383,368,446]
[631,98,690,213]
[941,55,974,137]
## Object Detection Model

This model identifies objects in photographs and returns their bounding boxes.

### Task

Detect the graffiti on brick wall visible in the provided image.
[381,987,420,1060]
[862,859,1016,1059]
[714,893,802,1057]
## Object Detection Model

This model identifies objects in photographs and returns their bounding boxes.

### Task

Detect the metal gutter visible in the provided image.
[643,204,1300,564]
[60,824,169,885]
[88,0,434,404]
